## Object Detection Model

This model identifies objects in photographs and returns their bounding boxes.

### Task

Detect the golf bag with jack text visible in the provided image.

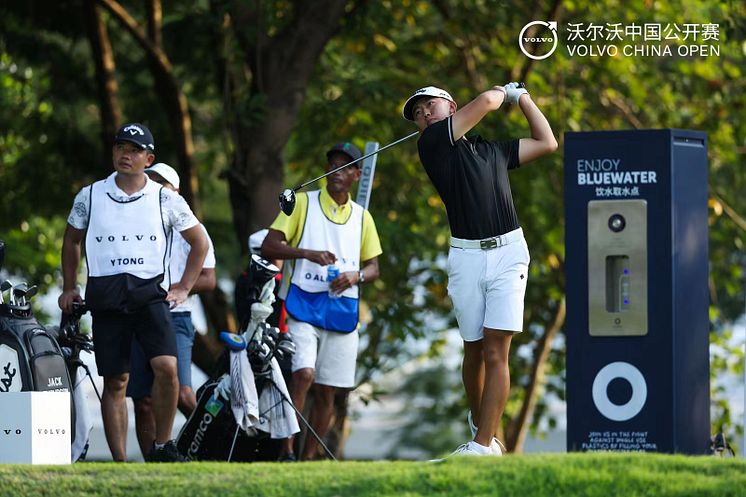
[0,241,72,403]
[0,241,90,461]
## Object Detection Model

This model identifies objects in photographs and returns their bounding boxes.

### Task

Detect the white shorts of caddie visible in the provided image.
[286,316,359,389]
[447,227,530,342]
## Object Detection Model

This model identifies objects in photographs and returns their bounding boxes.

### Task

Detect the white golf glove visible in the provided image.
[504,82,528,104]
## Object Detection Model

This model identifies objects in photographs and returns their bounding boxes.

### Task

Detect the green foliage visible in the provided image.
[0,454,745,497]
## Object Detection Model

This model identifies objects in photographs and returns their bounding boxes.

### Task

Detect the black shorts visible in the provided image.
[91,301,176,377]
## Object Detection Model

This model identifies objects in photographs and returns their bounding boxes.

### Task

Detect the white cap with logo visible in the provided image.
[145,163,180,189]
[402,86,456,121]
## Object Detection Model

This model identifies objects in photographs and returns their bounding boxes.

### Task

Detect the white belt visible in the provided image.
[450,228,523,250]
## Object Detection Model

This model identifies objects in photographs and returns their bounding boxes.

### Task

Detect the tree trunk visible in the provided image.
[84,0,121,166]
[220,0,350,249]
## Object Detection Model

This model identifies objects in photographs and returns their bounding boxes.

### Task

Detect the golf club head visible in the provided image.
[245,254,280,301]
[25,285,38,301]
[1,280,11,305]
[279,189,296,216]
[264,326,280,342]
[262,328,278,349]
[277,338,296,357]
[12,283,28,307]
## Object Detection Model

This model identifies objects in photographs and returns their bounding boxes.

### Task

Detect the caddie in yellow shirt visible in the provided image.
[262,142,382,461]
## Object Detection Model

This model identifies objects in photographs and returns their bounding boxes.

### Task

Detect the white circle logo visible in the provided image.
[591,361,647,422]
[519,21,559,60]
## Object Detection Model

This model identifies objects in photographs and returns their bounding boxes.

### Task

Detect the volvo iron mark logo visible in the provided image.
[519,21,559,60]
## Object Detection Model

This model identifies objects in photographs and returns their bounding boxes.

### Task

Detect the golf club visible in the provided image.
[1,280,12,305]
[12,282,28,307]
[277,83,527,216]
[279,131,419,216]
[275,338,296,360]
[0,240,5,272]
[24,285,38,305]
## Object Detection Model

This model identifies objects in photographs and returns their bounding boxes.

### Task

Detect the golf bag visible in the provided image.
[0,311,72,394]
[0,304,76,440]
[177,254,300,462]
[0,242,92,462]
[0,243,69,396]
[176,376,284,462]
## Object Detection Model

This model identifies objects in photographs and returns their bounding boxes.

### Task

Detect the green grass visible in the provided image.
[0,453,744,497]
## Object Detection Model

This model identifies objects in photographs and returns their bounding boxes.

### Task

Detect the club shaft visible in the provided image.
[292,131,419,191]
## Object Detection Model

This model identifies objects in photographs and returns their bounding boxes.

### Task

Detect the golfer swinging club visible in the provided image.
[402,83,557,456]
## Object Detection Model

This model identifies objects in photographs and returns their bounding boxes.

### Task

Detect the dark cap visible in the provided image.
[114,123,155,152]
[326,142,362,166]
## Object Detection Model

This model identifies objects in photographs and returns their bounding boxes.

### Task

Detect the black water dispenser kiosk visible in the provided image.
[565,129,710,454]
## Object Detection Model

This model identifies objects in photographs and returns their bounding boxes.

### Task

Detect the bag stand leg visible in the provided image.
[266,378,338,462]
[71,359,101,402]
[228,425,241,462]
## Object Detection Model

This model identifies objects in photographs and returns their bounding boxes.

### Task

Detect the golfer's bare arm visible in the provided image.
[168,225,209,306]
[517,95,558,164]
[190,268,216,294]
[262,228,336,266]
[451,87,507,141]
[58,224,85,313]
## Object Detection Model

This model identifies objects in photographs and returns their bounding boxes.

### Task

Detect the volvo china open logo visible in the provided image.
[519,21,559,60]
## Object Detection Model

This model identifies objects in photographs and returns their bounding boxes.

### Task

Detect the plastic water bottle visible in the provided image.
[327,264,340,299]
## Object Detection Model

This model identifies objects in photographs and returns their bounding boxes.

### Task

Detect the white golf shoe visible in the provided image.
[467,412,504,456]
[490,437,506,456]
[450,440,495,457]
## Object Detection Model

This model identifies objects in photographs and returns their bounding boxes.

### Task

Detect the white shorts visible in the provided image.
[447,228,530,342]
[286,316,359,388]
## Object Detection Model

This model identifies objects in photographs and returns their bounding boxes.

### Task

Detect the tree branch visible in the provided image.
[96,0,172,73]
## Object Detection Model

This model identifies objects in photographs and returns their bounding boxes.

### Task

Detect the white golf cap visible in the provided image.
[402,86,456,121]
[145,162,180,189]
[248,228,269,255]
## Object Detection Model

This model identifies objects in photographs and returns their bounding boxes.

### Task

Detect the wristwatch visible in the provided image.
[358,270,365,284]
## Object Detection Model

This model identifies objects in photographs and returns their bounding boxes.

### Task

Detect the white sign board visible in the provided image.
[0,391,71,464]
[356,142,379,210]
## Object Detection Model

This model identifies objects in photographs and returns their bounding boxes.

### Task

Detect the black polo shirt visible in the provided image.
[417,116,521,240]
